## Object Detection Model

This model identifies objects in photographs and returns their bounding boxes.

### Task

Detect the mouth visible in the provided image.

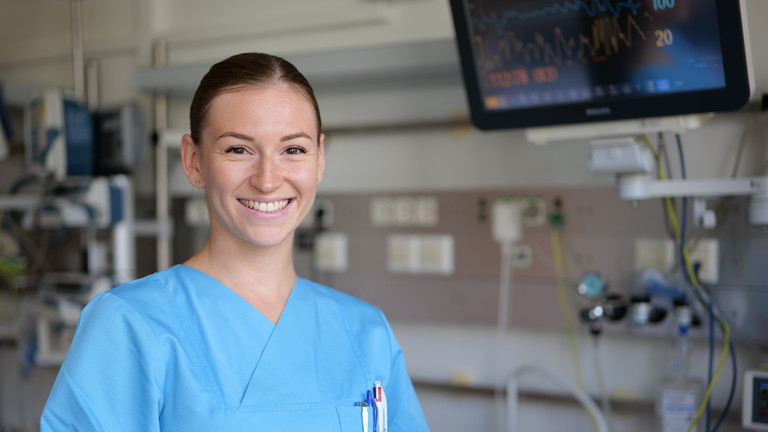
[238,198,291,213]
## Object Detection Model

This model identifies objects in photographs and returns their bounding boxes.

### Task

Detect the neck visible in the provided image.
[184,234,297,323]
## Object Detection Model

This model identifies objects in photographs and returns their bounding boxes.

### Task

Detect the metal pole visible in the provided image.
[112,175,136,283]
[85,59,99,109]
[152,39,172,271]
[70,0,85,99]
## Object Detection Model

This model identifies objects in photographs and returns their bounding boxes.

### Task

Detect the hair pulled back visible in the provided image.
[189,52,321,144]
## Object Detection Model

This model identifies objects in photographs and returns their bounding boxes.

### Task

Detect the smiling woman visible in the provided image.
[40,53,430,432]
[182,85,325,275]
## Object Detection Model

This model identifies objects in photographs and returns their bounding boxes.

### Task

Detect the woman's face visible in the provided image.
[182,85,325,250]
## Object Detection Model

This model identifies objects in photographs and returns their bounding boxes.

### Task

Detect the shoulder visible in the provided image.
[78,266,189,337]
[297,277,400,359]
[298,277,387,324]
[108,265,180,300]
[102,265,197,314]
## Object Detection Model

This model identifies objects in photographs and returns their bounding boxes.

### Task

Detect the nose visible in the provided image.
[250,155,282,193]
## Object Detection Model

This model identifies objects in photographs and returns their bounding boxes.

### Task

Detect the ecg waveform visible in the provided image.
[470,0,643,36]
[466,0,729,112]
[476,13,647,71]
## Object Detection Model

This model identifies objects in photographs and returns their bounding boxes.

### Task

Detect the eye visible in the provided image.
[285,146,308,155]
[224,146,248,155]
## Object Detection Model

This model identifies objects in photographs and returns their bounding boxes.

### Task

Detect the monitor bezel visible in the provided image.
[449,0,753,131]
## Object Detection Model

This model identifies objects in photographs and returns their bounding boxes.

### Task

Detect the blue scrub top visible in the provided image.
[41,265,430,431]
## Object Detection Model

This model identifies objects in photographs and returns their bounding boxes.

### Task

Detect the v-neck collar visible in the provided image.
[171,265,305,406]
[236,277,369,408]
[177,264,299,327]
[161,267,370,412]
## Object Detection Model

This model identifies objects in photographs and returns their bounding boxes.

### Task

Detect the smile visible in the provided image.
[238,199,290,213]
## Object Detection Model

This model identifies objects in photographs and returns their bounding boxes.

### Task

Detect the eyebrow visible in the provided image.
[217,132,254,141]
[215,131,313,142]
[280,132,313,142]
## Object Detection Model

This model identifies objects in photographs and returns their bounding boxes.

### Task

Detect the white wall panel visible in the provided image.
[149,0,453,63]
[0,0,137,64]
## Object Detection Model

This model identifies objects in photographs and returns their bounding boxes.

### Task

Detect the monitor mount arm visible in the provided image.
[588,136,768,227]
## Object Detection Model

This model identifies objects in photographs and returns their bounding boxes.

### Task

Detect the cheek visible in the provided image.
[204,161,239,187]
[295,169,320,192]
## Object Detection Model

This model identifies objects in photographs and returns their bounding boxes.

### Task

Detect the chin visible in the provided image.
[245,232,294,249]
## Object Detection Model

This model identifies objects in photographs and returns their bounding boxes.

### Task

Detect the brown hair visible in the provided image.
[189,52,321,144]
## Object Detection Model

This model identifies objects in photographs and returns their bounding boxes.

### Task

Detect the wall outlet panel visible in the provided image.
[370,197,394,227]
[510,244,533,269]
[415,196,439,227]
[271,190,763,342]
[387,235,419,273]
[522,196,547,227]
[634,238,675,272]
[419,234,454,275]
[314,232,348,273]
[688,238,719,284]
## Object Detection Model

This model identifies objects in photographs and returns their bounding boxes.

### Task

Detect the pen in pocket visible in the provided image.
[354,401,368,432]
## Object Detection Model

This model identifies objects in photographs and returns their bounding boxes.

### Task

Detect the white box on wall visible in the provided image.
[387,235,420,274]
[419,234,454,275]
[314,232,349,273]
[387,234,454,275]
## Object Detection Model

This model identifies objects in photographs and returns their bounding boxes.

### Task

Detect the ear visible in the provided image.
[181,133,204,188]
[316,133,326,184]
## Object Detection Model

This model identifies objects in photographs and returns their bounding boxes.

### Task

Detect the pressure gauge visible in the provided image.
[578,272,607,299]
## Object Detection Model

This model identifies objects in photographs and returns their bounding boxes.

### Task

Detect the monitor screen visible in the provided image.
[753,376,768,425]
[449,0,752,131]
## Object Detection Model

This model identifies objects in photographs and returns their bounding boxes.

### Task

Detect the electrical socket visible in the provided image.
[633,237,719,284]
[314,232,348,273]
[511,244,533,268]
[634,238,675,272]
[688,238,719,284]
[522,196,546,226]
[386,234,454,275]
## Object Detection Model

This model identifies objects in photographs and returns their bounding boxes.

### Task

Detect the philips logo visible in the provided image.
[586,107,611,117]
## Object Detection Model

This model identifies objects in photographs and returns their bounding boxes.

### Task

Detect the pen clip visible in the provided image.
[366,389,378,432]
[373,381,387,432]
[355,402,369,432]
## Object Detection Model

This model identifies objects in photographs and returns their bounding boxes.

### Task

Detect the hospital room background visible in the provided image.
[0,0,767,431]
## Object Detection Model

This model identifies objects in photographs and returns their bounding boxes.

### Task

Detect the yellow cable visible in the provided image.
[642,136,682,237]
[551,225,602,431]
[549,227,586,392]
[682,235,731,432]
[641,135,732,432]
[688,318,730,432]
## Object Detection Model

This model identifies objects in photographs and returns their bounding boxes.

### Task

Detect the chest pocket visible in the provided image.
[337,405,370,432]
[211,403,367,431]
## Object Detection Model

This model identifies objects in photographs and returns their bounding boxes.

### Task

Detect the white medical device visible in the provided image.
[24,88,94,180]
[92,103,148,175]
[743,369,768,430]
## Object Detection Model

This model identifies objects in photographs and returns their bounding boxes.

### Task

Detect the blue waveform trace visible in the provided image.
[470,0,643,36]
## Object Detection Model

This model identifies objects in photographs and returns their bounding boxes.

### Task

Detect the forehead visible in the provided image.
[203,84,318,134]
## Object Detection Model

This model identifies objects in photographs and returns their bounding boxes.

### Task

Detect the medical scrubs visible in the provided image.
[41,265,430,431]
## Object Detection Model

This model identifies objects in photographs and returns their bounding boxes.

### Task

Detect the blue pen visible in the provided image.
[366,390,378,432]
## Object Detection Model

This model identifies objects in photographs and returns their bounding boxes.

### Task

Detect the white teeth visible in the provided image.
[240,199,289,213]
